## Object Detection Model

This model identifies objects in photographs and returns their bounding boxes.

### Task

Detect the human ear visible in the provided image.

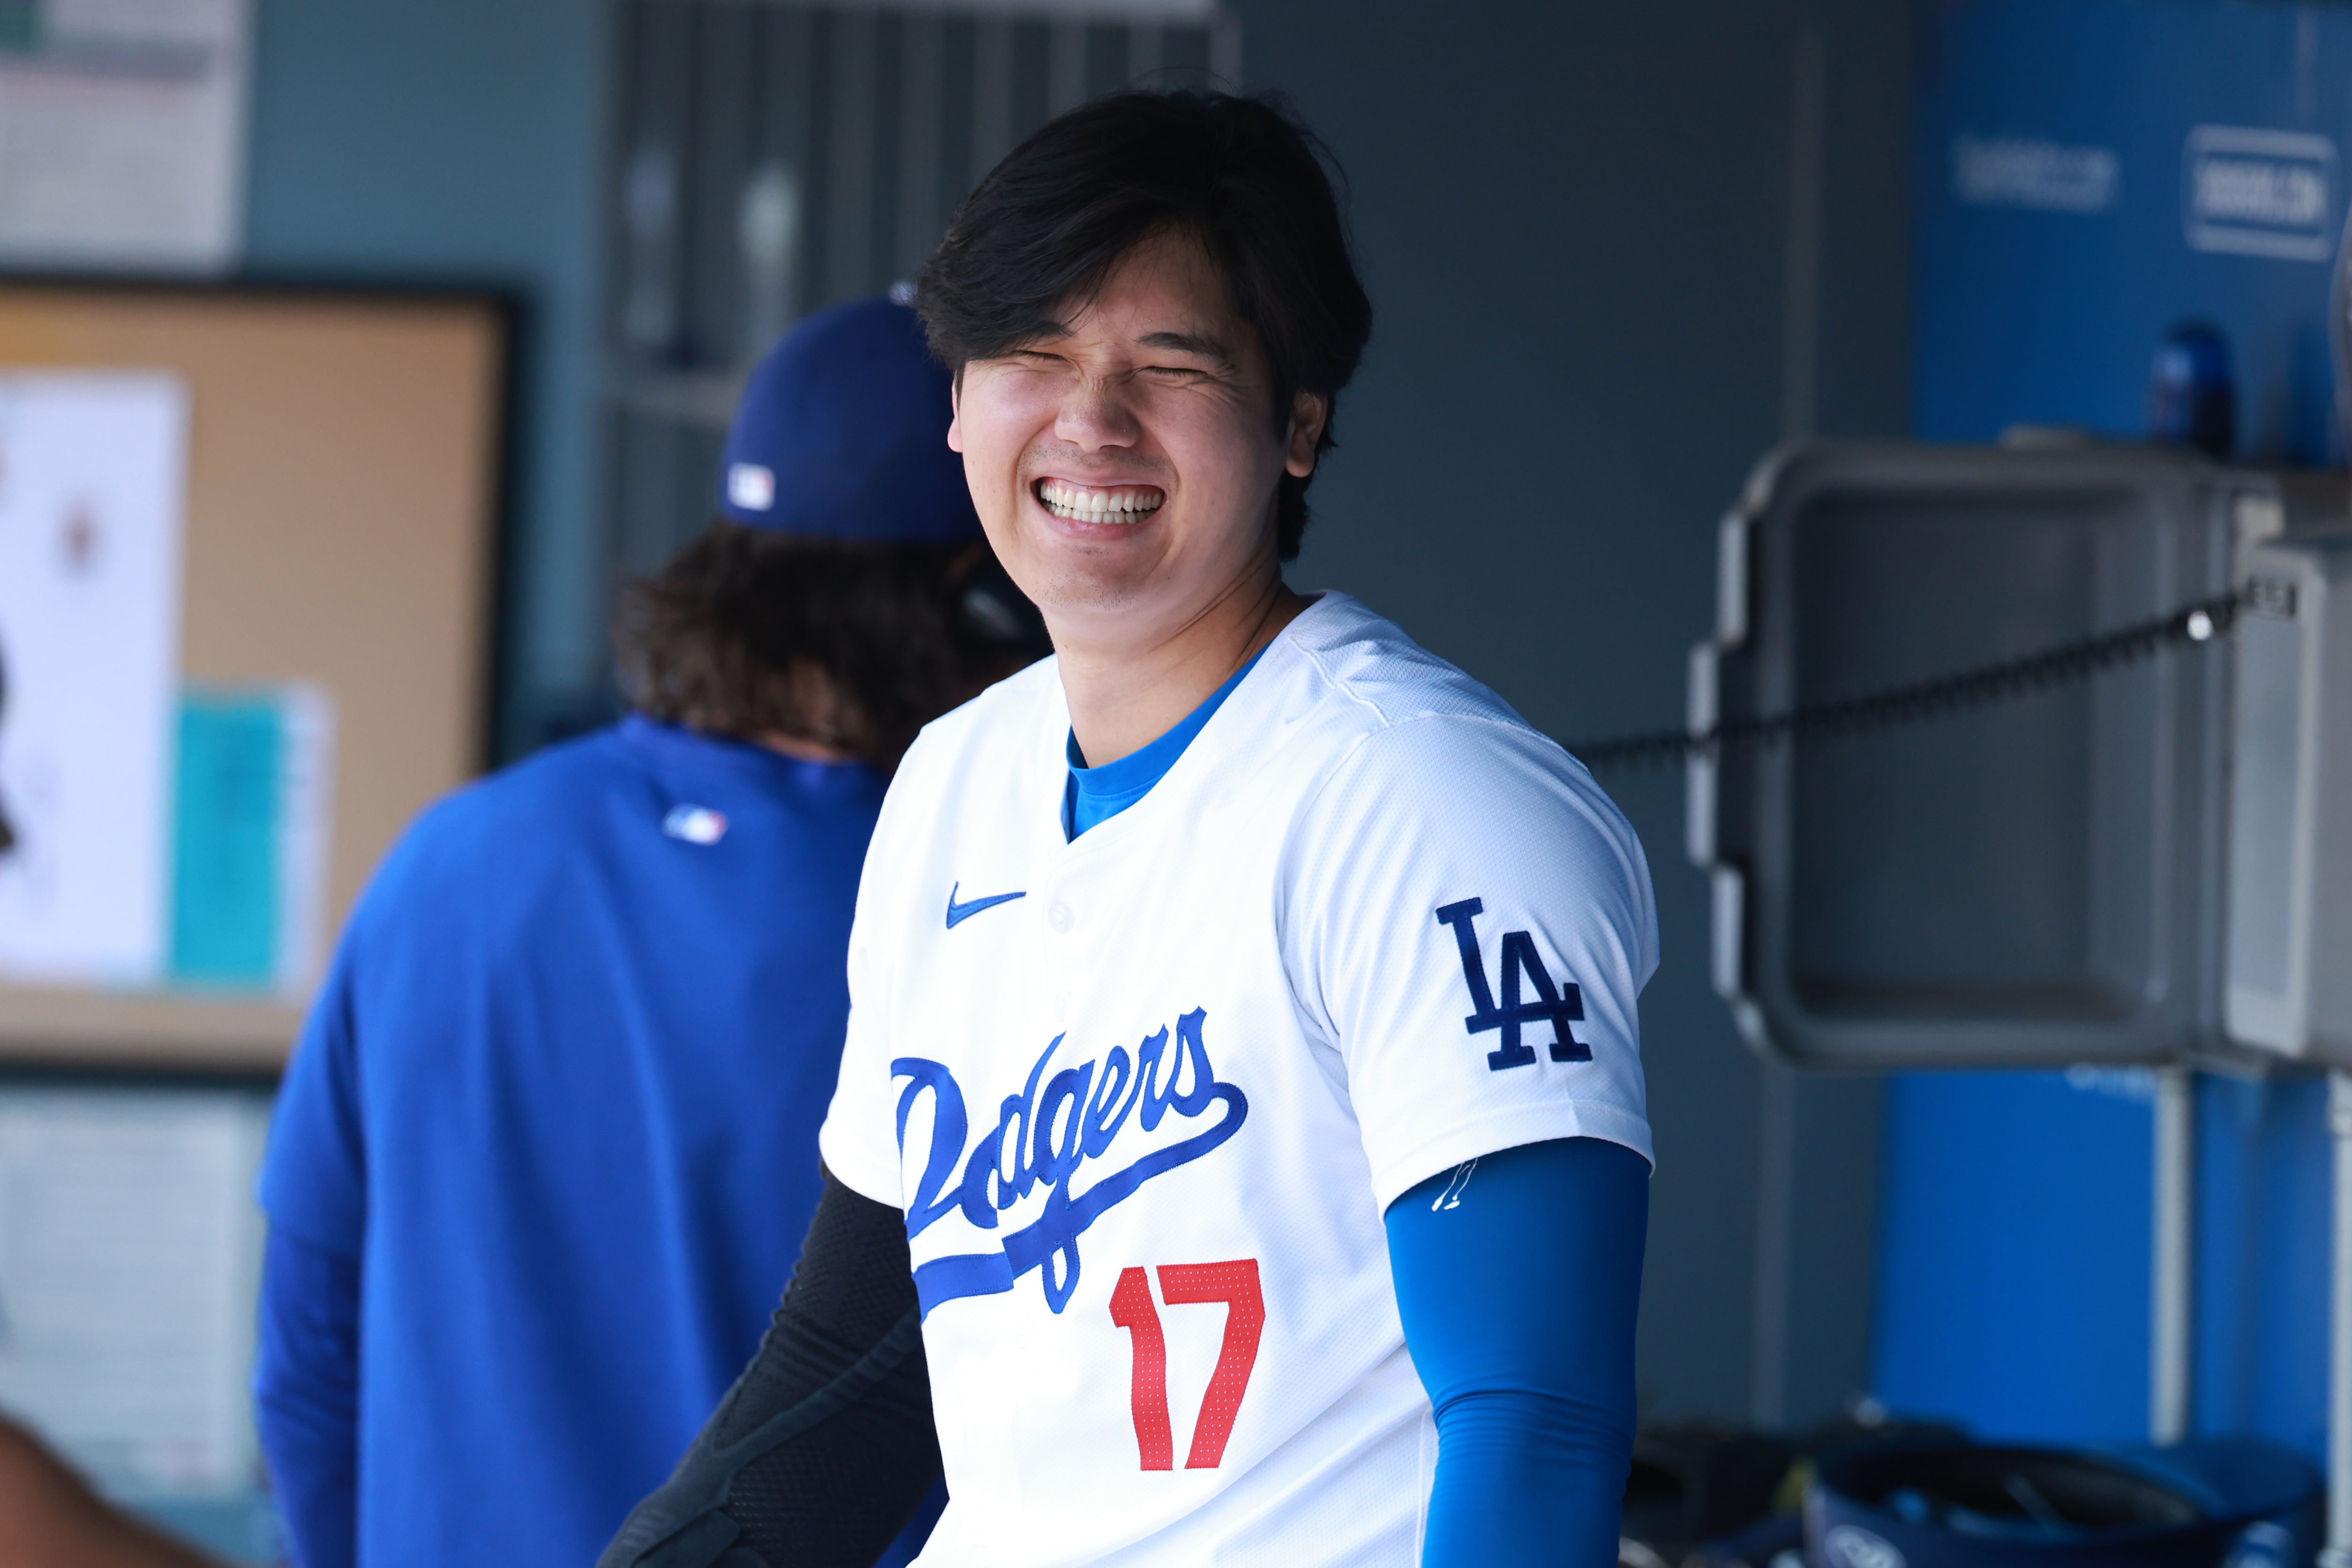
[1284,390,1329,478]
[947,374,965,454]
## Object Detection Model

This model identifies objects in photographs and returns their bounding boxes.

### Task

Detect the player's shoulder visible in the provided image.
[411,725,620,837]
[1273,596,1648,886]
[1278,592,1533,736]
[353,726,629,916]
[1276,594,1605,803]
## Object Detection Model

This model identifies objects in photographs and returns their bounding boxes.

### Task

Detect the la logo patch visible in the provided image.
[1435,899,1589,1071]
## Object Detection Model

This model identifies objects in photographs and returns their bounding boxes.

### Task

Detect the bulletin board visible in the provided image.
[0,283,506,1069]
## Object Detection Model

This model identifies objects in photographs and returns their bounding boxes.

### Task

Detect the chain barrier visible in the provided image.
[1568,587,2247,773]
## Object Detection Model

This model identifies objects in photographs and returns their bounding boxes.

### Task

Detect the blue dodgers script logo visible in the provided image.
[891,1008,1247,1317]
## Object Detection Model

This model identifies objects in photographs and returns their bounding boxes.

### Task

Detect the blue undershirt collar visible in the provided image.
[1062,644,1269,840]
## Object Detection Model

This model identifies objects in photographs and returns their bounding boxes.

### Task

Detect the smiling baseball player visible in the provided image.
[603,89,1655,1568]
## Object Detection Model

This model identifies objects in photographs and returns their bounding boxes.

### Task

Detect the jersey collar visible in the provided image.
[1032,592,1357,852]
[614,713,884,798]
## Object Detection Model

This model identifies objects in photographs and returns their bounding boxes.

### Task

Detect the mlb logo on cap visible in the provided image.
[727,463,775,513]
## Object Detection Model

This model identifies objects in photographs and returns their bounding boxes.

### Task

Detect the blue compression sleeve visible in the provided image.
[254,1226,361,1568]
[1387,1136,1649,1568]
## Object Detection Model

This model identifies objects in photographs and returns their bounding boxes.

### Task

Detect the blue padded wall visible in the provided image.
[1915,0,2352,462]
[1886,0,2347,1460]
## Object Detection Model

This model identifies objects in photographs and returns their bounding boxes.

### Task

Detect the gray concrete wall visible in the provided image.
[242,0,613,758]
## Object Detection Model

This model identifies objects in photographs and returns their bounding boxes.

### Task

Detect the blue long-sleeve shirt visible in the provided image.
[254,1230,359,1568]
[255,717,924,1568]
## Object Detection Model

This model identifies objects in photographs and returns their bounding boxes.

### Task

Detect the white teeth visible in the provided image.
[1036,480,1165,522]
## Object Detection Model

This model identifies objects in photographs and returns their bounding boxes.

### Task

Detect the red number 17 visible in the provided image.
[1107,1258,1265,1471]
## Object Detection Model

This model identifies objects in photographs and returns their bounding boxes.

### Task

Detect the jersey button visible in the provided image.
[1047,900,1075,933]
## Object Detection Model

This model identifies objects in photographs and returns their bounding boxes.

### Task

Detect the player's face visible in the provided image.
[947,227,1326,649]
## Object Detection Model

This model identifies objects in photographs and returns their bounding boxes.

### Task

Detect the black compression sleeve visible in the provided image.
[598,1174,941,1568]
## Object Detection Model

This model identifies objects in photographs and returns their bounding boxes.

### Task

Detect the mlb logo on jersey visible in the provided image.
[660,803,729,845]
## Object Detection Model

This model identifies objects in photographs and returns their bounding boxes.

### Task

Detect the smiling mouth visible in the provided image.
[1034,478,1166,524]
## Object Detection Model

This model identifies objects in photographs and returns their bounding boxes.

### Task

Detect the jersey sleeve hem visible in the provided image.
[1368,1102,1654,1213]
[817,1116,904,1211]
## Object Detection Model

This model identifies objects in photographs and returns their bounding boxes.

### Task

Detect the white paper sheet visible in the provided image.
[0,371,189,988]
[0,1086,270,1498]
[0,0,251,272]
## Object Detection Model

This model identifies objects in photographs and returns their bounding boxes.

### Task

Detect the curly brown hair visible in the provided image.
[613,522,1046,773]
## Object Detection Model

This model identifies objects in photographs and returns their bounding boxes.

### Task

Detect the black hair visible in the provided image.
[613,524,1047,774]
[916,90,1373,561]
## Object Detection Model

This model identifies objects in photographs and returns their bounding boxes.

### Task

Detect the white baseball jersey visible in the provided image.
[819,591,1656,1568]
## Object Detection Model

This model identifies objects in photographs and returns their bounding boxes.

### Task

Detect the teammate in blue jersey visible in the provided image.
[253,298,1046,1568]
[605,92,1653,1568]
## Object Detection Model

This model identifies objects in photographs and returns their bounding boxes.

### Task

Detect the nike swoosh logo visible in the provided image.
[945,882,1027,929]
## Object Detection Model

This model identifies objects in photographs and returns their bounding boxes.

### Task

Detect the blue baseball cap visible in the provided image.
[717,295,982,542]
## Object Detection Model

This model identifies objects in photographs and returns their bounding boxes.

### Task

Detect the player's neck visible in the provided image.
[754,730,858,764]
[1057,573,1309,769]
